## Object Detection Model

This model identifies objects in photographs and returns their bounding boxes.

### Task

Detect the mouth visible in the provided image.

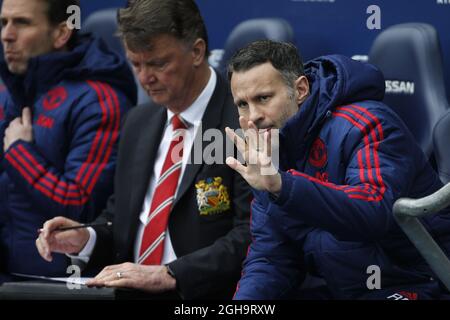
[258,126,274,133]
[147,88,165,95]
[5,52,19,60]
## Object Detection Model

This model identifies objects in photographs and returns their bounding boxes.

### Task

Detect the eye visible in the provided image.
[236,101,248,109]
[258,95,270,103]
[150,60,167,70]
[130,62,140,71]
[16,18,30,26]
[156,61,167,68]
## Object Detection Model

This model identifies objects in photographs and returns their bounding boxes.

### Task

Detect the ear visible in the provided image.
[191,38,206,67]
[52,22,74,50]
[294,75,310,105]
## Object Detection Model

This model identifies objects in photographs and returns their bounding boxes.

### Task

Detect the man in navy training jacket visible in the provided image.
[225,40,450,300]
[0,0,136,281]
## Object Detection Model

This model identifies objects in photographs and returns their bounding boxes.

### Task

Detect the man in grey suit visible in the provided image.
[36,0,251,299]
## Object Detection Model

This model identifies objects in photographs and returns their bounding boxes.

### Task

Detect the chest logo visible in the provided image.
[36,114,55,129]
[195,177,230,216]
[308,137,327,169]
[43,87,68,111]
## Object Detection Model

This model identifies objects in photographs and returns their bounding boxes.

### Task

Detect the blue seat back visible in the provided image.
[218,18,294,75]
[82,8,124,57]
[369,23,449,158]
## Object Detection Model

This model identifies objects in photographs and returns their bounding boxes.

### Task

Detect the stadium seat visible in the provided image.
[433,110,450,184]
[81,8,149,105]
[82,8,124,57]
[369,23,449,158]
[218,18,294,75]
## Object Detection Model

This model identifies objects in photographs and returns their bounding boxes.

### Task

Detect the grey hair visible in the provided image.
[117,0,209,55]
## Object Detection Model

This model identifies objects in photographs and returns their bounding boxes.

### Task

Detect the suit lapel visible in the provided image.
[173,75,227,207]
[125,106,167,240]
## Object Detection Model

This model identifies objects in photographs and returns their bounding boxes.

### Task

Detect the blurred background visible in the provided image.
[78,0,450,98]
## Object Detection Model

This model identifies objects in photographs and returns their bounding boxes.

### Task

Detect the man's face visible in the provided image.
[1,0,57,75]
[231,62,308,130]
[126,34,200,111]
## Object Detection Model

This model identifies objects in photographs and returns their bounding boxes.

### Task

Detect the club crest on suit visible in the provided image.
[195,177,230,216]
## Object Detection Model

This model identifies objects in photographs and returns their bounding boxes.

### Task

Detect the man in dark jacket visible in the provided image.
[0,0,136,278]
[225,40,450,299]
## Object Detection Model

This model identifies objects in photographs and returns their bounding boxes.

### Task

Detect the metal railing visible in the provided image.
[393,183,450,291]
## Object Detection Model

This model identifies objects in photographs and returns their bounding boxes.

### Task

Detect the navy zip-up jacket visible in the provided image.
[235,55,450,299]
[0,35,137,276]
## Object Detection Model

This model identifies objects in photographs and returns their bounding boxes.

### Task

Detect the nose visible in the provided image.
[137,66,157,87]
[1,22,17,43]
[248,104,264,125]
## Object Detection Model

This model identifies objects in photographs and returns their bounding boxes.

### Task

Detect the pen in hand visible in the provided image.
[38,221,112,234]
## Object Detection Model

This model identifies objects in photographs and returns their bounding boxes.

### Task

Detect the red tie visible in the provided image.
[138,114,187,265]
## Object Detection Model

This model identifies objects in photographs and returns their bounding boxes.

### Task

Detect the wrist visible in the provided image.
[166,264,176,279]
[165,265,177,289]
[268,173,282,195]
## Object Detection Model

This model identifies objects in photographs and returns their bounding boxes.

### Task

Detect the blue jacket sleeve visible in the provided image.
[0,94,10,169]
[273,112,421,242]
[2,83,130,222]
[234,196,307,300]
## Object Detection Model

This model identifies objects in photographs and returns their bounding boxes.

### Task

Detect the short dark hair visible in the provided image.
[228,40,304,88]
[117,0,209,55]
[42,0,80,47]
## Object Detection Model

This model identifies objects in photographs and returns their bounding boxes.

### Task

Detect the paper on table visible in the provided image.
[11,273,92,285]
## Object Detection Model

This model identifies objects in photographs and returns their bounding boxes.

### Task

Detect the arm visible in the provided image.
[0,94,11,170]
[0,120,5,172]
[85,108,137,273]
[84,194,116,272]
[274,113,418,242]
[234,195,307,300]
[3,84,127,222]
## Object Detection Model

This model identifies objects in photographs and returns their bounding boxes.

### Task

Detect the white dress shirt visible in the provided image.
[72,67,217,265]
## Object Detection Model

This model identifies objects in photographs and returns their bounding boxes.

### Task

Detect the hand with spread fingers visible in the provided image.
[86,262,176,293]
[4,107,34,152]
[225,116,281,195]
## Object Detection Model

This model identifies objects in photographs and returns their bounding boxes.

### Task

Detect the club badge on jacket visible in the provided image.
[195,177,230,216]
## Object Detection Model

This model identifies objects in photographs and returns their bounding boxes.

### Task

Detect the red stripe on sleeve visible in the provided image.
[10,147,87,201]
[338,105,386,194]
[17,144,80,191]
[85,82,120,194]
[75,80,109,186]
[335,110,377,189]
[5,149,85,205]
